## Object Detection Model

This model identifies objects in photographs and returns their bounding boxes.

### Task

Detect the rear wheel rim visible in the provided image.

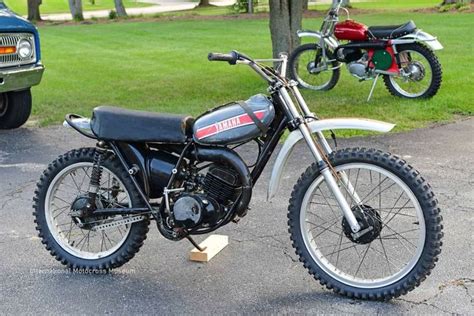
[45,162,132,260]
[299,163,426,289]
[293,47,335,90]
[389,49,433,98]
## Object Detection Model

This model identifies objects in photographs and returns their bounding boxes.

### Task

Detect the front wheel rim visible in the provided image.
[293,47,335,90]
[299,163,426,289]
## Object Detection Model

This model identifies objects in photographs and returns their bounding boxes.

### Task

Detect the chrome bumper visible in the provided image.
[0,64,44,93]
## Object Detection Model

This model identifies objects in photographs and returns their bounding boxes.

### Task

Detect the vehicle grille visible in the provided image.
[0,33,36,68]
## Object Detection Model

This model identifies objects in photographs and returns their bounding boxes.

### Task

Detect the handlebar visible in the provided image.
[207,50,289,84]
[208,51,239,64]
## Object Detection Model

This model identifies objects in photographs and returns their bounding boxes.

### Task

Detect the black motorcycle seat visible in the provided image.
[91,106,194,143]
[368,21,417,39]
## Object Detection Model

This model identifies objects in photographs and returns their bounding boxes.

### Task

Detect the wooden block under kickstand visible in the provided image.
[189,234,229,262]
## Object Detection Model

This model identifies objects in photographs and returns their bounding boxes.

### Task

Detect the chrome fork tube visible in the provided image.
[290,85,362,204]
[279,88,361,232]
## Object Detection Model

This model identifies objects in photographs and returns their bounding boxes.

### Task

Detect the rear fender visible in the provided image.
[392,30,443,51]
[267,118,395,201]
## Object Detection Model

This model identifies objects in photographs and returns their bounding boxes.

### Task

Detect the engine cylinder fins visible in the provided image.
[189,146,252,218]
[203,165,241,205]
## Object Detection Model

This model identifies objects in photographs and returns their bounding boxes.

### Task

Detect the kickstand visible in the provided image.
[186,235,206,252]
[367,74,380,102]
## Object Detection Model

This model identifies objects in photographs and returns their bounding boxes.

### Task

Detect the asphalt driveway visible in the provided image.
[0,118,472,314]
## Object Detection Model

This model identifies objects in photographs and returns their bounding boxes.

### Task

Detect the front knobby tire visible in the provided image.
[33,148,150,271]
[287,148,443,300]
[289,43,340,91]
[384,43,442,99]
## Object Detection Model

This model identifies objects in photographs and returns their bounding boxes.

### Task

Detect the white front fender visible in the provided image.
[267,118,395,201]
[297,30,339,50]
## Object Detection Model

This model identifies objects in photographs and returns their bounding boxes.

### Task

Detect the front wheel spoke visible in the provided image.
[369,242,402,270]
[383,223,417,251]
[317,188,339,219]
[381,227,420,239]
[315,240,354,251]
[378,235,392,274]
[384,199,412,227]
[334,228,344,266]
[309,217,342,241]
[354,243,371,277]
[325,243,360,258]
[361,180,397,206]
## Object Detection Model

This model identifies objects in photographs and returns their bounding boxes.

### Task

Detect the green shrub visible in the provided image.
[109,10,117,19]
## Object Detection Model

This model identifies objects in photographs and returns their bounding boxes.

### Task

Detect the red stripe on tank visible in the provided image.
[195,110,266,140]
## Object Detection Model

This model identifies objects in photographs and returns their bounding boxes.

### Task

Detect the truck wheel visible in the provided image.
[0,89,32,129]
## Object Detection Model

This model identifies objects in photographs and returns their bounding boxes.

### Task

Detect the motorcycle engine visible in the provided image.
[171,165,240,229]
[347,52,369,80]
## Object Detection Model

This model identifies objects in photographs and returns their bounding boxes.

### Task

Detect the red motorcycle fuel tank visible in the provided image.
[334,20,369,41]
[193,94,275,145]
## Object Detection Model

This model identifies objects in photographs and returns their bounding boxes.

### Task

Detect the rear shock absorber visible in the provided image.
[88,141,107,208]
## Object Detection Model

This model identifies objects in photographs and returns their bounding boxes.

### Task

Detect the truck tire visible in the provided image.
[0,89,32,129]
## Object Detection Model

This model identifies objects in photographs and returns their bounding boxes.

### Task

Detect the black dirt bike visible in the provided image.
[34,51,442,300]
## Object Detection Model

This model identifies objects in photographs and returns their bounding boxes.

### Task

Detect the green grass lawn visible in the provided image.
[31,12,473,135]
[4,0,152,15]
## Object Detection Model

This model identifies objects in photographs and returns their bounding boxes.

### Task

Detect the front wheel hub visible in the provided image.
[342,205,382,244]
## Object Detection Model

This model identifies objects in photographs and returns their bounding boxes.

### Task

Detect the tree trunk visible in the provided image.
[68,0,84,21]
[269,0,303,59]
[198,0,210,6]
[303,0,308,11]
[27,0,42,21]
[114,0,128,17]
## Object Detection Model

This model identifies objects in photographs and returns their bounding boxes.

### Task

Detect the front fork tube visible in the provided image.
[280,87,361,233]
[315,131,362,204]
[290,84,362,205]
[298,124,361,233]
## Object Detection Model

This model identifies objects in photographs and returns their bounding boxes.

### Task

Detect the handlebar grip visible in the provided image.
[208,52,238,65]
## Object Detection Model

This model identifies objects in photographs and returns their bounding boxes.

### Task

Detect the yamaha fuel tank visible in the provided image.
[193,94,275,145]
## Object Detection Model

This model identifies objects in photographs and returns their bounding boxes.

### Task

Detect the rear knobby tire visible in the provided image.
[287,148,443,300]
[289,43,340,91]
[384,43,442,99]
[33,148,150,271]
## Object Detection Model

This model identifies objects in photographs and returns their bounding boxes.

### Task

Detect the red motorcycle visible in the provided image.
[288,0,443,100]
